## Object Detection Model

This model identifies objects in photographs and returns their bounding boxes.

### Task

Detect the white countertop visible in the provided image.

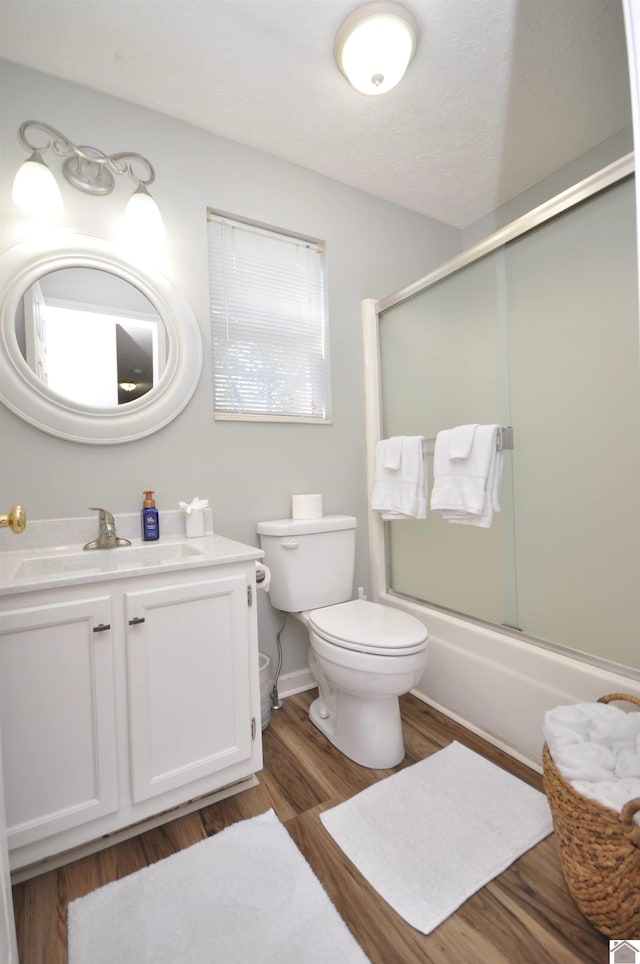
[0,512,263,596]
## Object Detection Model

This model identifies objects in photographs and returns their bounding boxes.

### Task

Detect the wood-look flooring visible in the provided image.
[12,691,609,963]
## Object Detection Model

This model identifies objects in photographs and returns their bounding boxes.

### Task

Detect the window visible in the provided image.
[207,211,331,422]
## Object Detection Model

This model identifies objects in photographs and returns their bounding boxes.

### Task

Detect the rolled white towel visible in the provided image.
[543,702,630,751]
[590,713,640,751]
[545,700,640,826]
[572,777,640,820]
[552,742,617,783]
[615,749,640,779]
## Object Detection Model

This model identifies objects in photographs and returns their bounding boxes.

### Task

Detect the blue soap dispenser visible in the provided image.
[142,490,159,541]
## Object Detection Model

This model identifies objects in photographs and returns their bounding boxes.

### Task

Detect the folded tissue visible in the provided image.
[178,497,209,538]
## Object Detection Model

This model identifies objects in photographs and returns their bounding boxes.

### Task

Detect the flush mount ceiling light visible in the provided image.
[11,120,164,241]
[334,1,418,96]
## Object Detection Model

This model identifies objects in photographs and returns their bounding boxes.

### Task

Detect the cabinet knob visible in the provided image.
[128,616,146,626]
[93,623,111,633]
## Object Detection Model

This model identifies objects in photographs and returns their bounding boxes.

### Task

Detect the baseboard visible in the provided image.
[275,667,316,700]
[269,665,541,772]
[267,656,584,777]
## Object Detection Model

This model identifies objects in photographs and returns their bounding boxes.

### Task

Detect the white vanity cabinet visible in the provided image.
[0,541,263,874]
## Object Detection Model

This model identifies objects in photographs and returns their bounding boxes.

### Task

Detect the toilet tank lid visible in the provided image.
[257,515,356,536]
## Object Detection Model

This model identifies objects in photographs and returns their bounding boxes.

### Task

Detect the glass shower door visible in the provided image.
[379,248,518,629]
[505,178,640,666]
[378,176,640,669]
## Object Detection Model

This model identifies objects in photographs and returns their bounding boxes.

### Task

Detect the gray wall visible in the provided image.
[0,60,460,675]
[463,127,633,247]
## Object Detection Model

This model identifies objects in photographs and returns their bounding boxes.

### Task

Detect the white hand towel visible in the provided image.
[448,424,478,460]
[431,424,503,528]
[372,436,426,520]
[383,435,405,469]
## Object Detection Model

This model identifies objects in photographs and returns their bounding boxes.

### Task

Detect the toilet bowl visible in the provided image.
[302,599,427,768]
[256,514,429,768]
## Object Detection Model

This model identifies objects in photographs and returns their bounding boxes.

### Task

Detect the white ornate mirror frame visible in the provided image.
[0,233,202,444]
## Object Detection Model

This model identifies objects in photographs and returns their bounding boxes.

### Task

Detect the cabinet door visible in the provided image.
[0,596,118,851]
[125,574,252,803]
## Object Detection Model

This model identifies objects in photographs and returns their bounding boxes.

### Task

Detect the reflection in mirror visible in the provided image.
[15,268,166,408]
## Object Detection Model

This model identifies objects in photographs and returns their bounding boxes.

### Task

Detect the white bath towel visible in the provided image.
[372,436,426,520]
[430,424,503,528]
[544,701,640,825]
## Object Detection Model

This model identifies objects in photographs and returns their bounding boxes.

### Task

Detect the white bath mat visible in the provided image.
[320,740,553,935]
[67,809,368,964]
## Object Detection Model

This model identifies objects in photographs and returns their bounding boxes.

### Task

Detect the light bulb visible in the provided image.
[11,151,63,218]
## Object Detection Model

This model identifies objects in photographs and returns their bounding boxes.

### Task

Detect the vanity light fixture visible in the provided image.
[11,120,164,240]
[334,1,418,95]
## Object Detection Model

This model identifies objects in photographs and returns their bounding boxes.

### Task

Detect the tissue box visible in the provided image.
[185,510,204,538]
[179,498,209,537]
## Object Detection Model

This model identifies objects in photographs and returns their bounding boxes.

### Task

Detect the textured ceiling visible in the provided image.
[0,0,632,228]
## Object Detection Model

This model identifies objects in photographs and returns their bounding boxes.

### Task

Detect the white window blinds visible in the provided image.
[207,212,331,421]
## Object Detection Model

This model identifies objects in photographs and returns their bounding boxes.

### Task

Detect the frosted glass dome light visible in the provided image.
[124,184,164,238]
[335,2,418,96]
[123,184,166,263]
[11,151,63,219]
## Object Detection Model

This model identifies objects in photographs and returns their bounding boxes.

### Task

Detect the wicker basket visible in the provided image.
[542,693,640,937]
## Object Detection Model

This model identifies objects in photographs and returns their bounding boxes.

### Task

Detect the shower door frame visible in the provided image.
[363,152,636,678]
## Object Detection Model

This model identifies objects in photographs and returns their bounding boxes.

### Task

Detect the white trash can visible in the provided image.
[258,653,272,730]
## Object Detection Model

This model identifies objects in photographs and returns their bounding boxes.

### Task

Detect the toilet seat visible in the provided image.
[308,599,427,656]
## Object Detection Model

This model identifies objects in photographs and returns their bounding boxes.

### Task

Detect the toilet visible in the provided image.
[256,514,428,768]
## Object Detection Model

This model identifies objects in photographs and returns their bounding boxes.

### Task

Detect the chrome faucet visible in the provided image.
[84,507,132,550]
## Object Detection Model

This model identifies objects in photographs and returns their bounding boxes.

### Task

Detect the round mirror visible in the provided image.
[0,233,202,443]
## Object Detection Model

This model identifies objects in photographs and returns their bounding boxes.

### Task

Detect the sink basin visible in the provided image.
[15,542,205,578]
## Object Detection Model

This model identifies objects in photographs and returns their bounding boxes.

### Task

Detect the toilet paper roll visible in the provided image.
[255,561,271,592]
[291,494,323,520]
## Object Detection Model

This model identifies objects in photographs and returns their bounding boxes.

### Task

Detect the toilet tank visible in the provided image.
[256,515,357,612]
